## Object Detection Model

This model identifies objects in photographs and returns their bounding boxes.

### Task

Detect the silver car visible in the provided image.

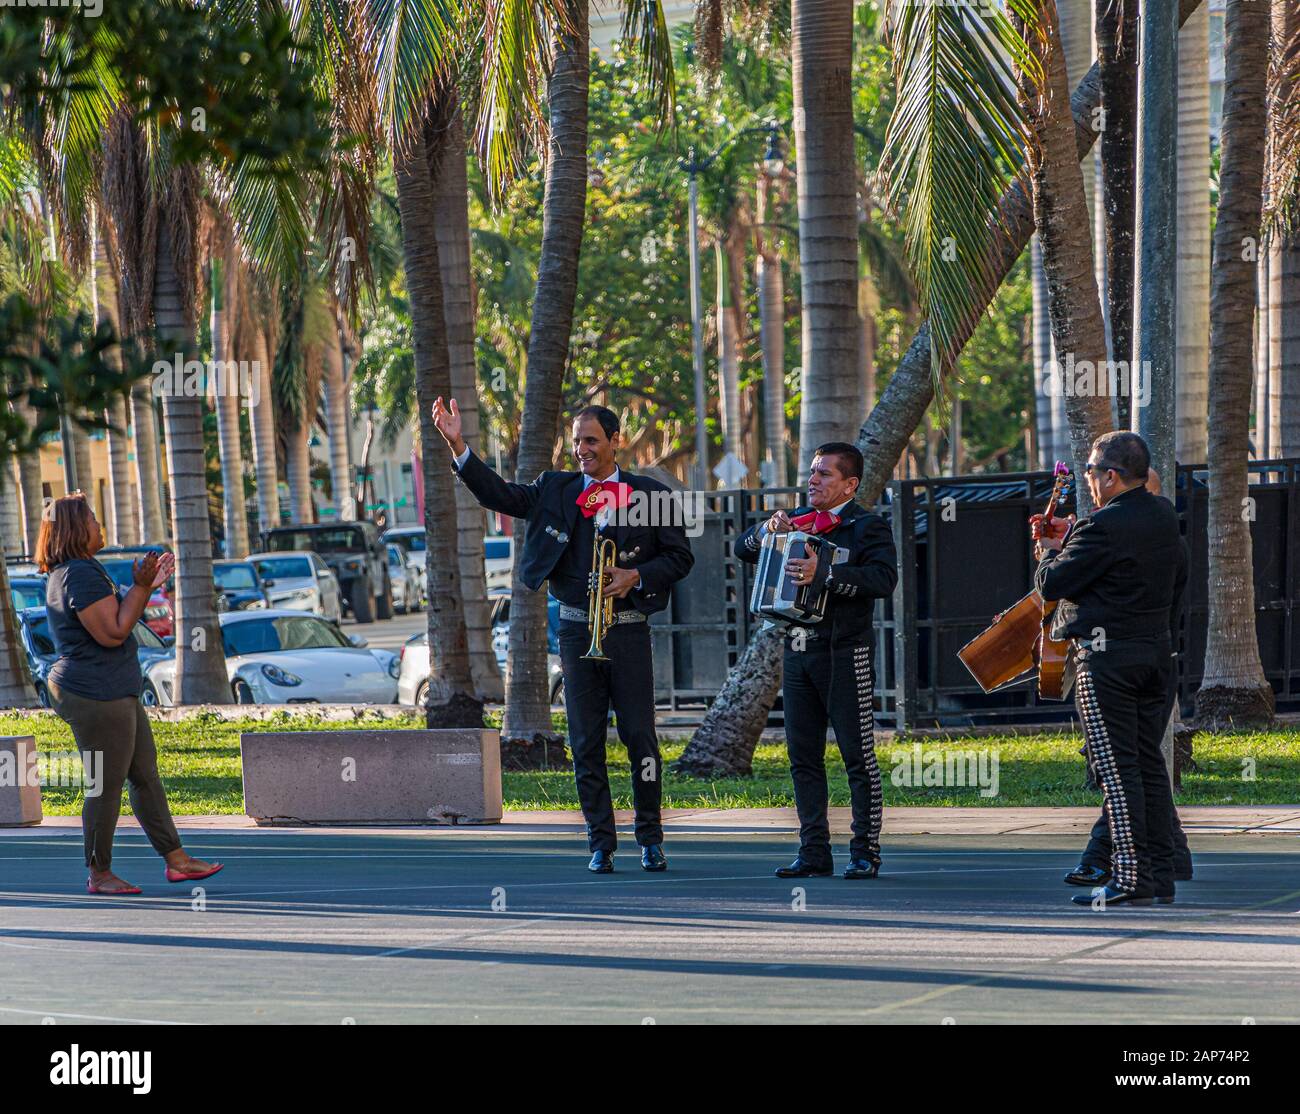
[246,550,343,621]
[381,526,426,603]
[385,543,423,614]
[398,591,563,707]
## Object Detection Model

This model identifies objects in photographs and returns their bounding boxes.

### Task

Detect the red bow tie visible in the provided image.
[577,480,632,518]
[790,509,842,535]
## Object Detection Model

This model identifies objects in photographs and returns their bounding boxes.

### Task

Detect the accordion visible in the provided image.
[749,529,845,624]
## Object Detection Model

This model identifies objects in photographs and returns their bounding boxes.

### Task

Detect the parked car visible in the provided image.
[145,610,399,706]
[261,522,392,623]
[95,557,176,638]
[483,535,513,589]
[385,544,423,614]
[245,551,343,621]
[381,526,425,586]
[213,559,271,611]
[17,605,172,707]
[6,554,40,578]
[9,575,46,612]
[397,590,564,708]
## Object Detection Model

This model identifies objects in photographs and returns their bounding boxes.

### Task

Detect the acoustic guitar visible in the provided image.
[957,462,1075,700]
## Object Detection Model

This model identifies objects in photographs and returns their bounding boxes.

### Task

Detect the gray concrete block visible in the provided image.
[240,729,502,825]
[0,736,43,827]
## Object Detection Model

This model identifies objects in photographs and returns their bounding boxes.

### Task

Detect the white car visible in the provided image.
[381,526,426,597]
[483,535,513,589]
[146,610,399,706]
[397,591,563,707]
[246,550,343,621]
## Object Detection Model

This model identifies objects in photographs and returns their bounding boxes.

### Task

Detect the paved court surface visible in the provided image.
[2,830,1298,1025]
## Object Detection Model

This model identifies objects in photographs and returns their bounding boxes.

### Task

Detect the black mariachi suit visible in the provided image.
[453,449,694,852]
[1035,485,1189,898]
[736,504,898,866]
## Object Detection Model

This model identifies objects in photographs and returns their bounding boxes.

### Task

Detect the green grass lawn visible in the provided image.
[5,708,1297,816]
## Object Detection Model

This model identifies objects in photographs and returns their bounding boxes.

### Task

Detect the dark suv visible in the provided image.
[261,522,393,623]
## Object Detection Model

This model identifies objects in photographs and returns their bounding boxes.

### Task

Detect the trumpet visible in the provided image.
[582,535,619,661]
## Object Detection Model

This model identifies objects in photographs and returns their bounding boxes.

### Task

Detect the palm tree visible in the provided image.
[321,300,353,521]
[1195,0,1275,729]
[498,0,591,747]
[1017,0,1114,505]
[681,0,1206,773]
[791,0,860,473]
[1267,0,1300,457]
[211,224,251,557]
[755,165,788,486]
[1176,2,1211,465]
[434,95,505,701]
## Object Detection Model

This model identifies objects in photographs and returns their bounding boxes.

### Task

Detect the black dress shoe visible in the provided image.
[588,850,614,874]
[1063,863,1111,887]
[843,858,880,880]
[774,857,833,878]
[1071,884,1154,907]
[640,844,667,872]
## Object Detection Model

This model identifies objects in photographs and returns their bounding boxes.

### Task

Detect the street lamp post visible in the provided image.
[686,159,709,492]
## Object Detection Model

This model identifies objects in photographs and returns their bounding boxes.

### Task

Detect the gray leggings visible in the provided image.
[48,681,182,870]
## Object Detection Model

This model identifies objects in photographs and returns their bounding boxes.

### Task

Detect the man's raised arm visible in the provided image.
[433,396,547,520]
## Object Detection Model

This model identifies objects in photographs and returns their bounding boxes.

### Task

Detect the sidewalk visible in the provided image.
[10,805,1300,837]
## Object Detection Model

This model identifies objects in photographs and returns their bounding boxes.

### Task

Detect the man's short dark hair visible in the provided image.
[1091,430,1150,480]
[572,406,620,441]
[813,442,864,482]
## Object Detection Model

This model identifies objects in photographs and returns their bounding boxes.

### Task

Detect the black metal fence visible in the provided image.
[650,459,1300,729]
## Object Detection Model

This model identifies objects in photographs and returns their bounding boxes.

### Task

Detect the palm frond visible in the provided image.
[621,0,679,133]
[364,0,459,149]
[882,0,1039,375]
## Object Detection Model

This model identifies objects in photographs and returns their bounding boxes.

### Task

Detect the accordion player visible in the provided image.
[749,529,847,624]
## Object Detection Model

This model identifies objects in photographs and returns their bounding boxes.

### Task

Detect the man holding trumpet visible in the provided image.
[433,399,694,873]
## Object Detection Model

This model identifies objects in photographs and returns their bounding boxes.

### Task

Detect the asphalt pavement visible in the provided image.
[2,829,1297,1025]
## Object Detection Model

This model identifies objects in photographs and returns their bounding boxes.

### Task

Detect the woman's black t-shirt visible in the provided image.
[45,558,142,700]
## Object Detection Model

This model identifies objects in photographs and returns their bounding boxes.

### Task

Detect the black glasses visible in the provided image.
[1084,461,1126,477]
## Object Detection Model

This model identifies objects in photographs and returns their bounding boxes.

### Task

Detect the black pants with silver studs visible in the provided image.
[1073,637,1177,897]
[782,636,882,867]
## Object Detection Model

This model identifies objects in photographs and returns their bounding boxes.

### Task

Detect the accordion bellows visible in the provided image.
[749,529,835,623]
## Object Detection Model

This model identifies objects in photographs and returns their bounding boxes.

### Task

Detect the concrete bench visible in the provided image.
[240,729,502,825]
[0,736,42,826]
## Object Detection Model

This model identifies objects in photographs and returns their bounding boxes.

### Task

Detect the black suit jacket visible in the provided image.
[1035,485,1189,642]
[453,449,694,615]
[736,501,898,649]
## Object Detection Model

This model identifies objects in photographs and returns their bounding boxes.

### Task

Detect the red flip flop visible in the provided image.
[87,879,142,896]
[165,863,224,884]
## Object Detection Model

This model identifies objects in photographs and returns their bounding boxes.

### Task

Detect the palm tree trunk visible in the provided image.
[679,0,1206,773]
[792,0,860,478]
[1268,0,1300,457]
[322,306,353,521]
[15,426,43,555]
[214,254,250,557]
[503,0,589,748]
[1255,248,1270,455]
[756,173,787,487]
[1020,0,1114,507]
[0,461,23,554]
[1030,234,1056,466]
[286,414,314,523]
[93,210,138,546]
[153,200,232,704]
[1176,2,1211,464]
[433,95,504,702]
[1096,0,1138,423]
[130,380,166,541]
[0,553,38,707]
[395,91,482,728]
[248,322,279,535]
[1195,0,1275,728]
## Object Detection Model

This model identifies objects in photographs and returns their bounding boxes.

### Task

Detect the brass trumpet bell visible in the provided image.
[582,536,619,661]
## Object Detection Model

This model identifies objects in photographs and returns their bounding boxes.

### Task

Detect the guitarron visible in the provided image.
[957,462,1074,700]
